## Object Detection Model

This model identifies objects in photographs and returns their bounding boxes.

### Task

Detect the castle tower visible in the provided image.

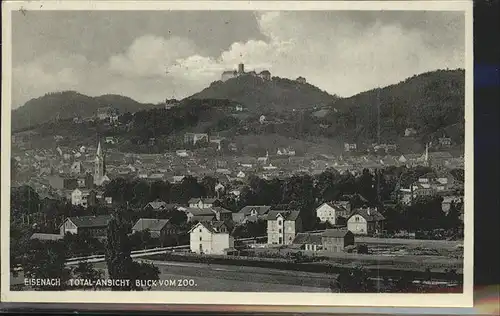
[94,140,106,186]
[238,63,245,74]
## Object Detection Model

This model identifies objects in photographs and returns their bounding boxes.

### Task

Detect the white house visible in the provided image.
[189,222,234,255]
[267,210,302,245]
[236,171,246,179]
[188,197,220,209]
[71,188,95,208]
[347,207,385,235]
[315,202,351,224]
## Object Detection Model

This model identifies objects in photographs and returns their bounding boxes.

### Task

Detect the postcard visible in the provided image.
[1,0,473,308]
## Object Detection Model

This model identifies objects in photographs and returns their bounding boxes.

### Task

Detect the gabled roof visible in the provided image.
[322,229,352,238]
[238,205,272,215]
[132,218,170,232]
[349,208,385,222]
[30,233,63,241]
[267,210,300,221]
[292,232,322,245]
[145,200,167,210]
[188,221,230,234]
[212,206,232,214]
[185,207,215,216]
[191,214,216,222]
[65,215,111,228]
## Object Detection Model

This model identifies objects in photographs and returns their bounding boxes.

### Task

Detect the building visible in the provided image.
[188,197,220,209]
[292,233,323,251]
[296,76,307,84]
[344,143,357,152]
[258,70,271,81]
[144,199,168,211]
[321,229,355,252]
[235,105,244,112]
[238,63,245,74]
[59,215,111,238]
[404,128,417,137]
[189,222,235,255]
[232,205,271,224]
[221,70,238,82]
[184,133,209,145]
[71,188,97,208]
[267,210,302,245]
[47,175,78,190]
[97,106,119,123]
[30,233,64,242]
[315,202,351,225]
[211,207,233,221]
[70,161,86,175]
[438,136,452,148]
[132,218,178,241]
[347,208,385,235]
[94,141,109,186]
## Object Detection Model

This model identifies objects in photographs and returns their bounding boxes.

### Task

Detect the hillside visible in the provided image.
[321,69,465,144]
[188,75,338,112]
[11,91,157,131]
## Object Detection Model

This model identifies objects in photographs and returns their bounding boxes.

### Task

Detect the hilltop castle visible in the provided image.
[220,63,271,82]
[220,63,307,84]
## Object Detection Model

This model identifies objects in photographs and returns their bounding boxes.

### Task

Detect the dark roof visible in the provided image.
[191,214,216,222]
[267,210,301,221]
[292,232,322,245]
[212,207,232,214]
[349,208,385,222]
[238,205,272,216]
[145,200,168,210]
[185,207,215,216]
[322,229,352,238]
[260,70,271,75]
[132,219,170,232]
[429,152,453,159]
[66,215,111,228]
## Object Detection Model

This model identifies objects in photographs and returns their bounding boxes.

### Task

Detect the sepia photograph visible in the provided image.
[1,0,473,307]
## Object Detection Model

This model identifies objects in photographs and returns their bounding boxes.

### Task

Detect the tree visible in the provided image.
[130,261,160,290]
[105,212,134,290]
[72,261,103,290]
[21,240,72,290]
[201,176,218,197]
[334,266,374,293]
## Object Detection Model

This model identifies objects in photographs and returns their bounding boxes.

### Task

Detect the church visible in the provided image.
[94,141,110,186]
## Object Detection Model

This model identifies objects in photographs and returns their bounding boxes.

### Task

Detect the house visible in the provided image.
[441,195,463,213]
[105,136,117,144]
[188,197,220,209]
[233,205,271,224]
[267,210,302,245]
[189,222,235,255]
[184,208,216,222]
[236,171,246,179]
[59,215,111,238]
[132,218,178,240]
[235,104,244,112]
[76,173,94,189]
[315,202,351,225]
[144,199,168,211]
[70,161,86,175]
[184,133,209,145]
[344,143,357,152]
[438,137,452,148]
[404,128,417,137]
[292,232,323,251]
[347,208,385,235]
[71,188,97,208]
[321,229,355,252]
[48,174,78,190]
[97,106,119,122]
[211,207,233,221]
[176,150,189,158]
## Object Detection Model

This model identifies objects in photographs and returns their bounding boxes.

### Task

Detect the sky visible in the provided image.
[11,10,465,108]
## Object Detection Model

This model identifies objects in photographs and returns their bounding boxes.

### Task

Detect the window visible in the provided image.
[278,219,282,226]
[199,229,202,233]
[279,229,282,234]
[199,237,202,241]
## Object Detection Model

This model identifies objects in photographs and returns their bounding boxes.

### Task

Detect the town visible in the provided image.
[10,100,465,292]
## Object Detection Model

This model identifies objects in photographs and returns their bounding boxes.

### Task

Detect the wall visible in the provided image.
[190,225,213,254]
[61,220,78,235]
[347,215,368,235]
[284,220,297,245]
[212,233,233,255]
[316,204,336,224]
[267,219,280,244]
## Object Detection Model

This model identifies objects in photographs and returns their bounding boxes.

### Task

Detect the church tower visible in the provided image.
[94,140,106,186]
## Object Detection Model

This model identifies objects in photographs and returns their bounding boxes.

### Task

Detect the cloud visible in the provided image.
[11,11,465,108]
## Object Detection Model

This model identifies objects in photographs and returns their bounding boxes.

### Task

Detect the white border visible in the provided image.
[1,0,474,307]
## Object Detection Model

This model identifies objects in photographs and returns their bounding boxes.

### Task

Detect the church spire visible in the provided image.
[96,140,102,157]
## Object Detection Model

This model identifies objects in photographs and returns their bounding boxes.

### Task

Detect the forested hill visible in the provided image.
[188,74,338,112]
[12,91,158,131]
[322,69,465,143]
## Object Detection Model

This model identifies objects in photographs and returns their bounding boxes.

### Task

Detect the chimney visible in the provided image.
[367,208,371,216]
[238,63,245,74]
